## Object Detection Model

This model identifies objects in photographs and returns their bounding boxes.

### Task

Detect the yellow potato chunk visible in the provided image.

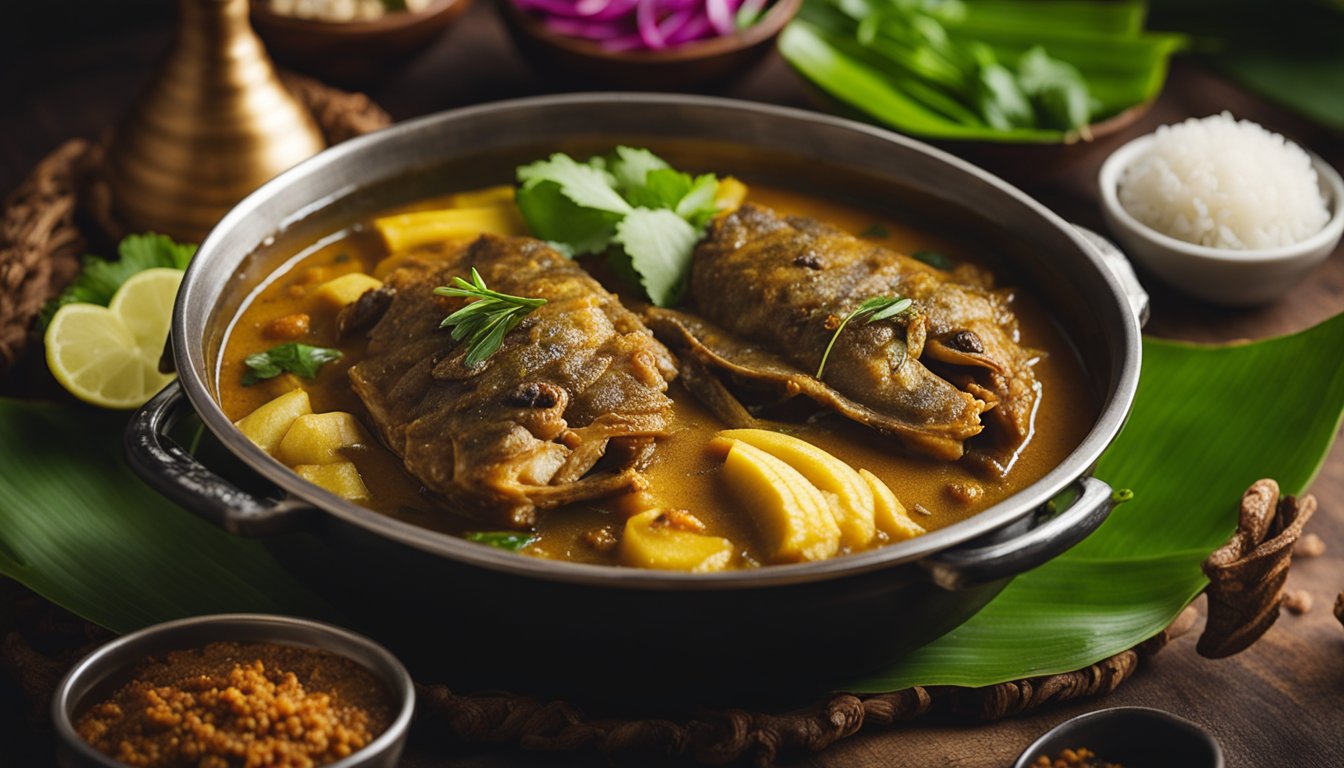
[275,411,366,466]
[716,439,841,563]
[714,176,748,212]
[619,510,736,572]
[374,206,525,253]
[294,462,371,501]
[233,389,312,456]
[717,428,877,550]
[860,469,927,541]
[312,273,383,310]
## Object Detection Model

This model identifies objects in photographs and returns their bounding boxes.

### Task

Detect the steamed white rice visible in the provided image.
[1117,112,1329,250]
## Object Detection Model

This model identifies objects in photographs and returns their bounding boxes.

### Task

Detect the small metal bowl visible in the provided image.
[1098,131,1344,306]
[1014,706,1224,768]
[52,614,414,768]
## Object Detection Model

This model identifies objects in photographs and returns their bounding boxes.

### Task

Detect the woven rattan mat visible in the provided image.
[0,78,1322,766]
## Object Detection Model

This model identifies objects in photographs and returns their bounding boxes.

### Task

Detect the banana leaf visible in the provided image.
[2,312,1344,692]
[0,401,331,633]
[846,311,1344,691]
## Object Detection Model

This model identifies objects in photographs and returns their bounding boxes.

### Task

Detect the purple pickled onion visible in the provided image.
[704,0,735,36]
[514,0,768,50]
[574,0,639,21]
[636,0,667,49]
[657,9,694,39]
[665,11,713,44]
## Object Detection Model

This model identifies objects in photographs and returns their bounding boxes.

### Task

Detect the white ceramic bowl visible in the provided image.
[1098,133,1344,306]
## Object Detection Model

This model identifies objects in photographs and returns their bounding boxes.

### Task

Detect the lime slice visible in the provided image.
[45,269,183,409]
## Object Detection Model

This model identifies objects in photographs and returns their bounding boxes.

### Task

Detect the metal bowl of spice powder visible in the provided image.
[51,614,414,768]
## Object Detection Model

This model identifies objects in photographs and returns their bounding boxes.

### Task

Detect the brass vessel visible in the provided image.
[106,0,326,242]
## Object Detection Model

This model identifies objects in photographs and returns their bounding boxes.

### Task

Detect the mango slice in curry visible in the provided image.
[714,438,841,563]
[717,428,878,550]
[295,462,371,502]
[276,411,366,466]
[860,468,927,541]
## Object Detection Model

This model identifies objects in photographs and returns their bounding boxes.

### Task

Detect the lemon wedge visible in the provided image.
[45,268,182,409]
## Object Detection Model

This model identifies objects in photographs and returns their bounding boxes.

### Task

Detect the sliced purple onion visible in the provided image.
[515,0,770,51]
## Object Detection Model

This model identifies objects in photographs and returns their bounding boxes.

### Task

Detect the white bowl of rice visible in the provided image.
[1099,113,1344,306]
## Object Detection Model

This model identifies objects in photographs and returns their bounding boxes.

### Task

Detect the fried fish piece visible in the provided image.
[349,235,678,527]
[648,204,1039,471]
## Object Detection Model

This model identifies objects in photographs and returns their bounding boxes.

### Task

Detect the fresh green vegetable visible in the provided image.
[242,342,343,385]
[816,295,914,379]
[515,147,721,306]
[435,267,547,366]
[781,0,1185,142]
[466,531,538,552]
[39,233,195,328]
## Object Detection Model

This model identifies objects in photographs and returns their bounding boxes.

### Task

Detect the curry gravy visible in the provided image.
[217,185,1096,567]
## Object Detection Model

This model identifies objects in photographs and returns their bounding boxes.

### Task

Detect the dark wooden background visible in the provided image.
[3,3,1342,766]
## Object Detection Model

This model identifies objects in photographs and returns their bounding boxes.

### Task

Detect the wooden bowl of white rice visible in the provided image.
[1098,113,1344,306]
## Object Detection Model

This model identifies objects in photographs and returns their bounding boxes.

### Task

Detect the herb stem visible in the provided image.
[815,295,913,380]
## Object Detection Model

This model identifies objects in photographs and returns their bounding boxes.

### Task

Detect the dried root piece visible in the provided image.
[1336,593,1343,630]
[1199,478,1316,658]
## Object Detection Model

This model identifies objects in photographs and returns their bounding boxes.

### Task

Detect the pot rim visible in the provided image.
[173,92,1142,590]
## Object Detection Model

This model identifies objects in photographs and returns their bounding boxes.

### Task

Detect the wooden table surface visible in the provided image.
[3,5,1342,766]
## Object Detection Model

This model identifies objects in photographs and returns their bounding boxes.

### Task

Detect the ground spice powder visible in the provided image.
[75,641,392,768]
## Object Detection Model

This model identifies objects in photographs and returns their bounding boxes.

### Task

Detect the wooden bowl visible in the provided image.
[252,0,473,84]
[499,0,801,89]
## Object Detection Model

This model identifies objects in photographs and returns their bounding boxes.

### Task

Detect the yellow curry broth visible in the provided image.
[217,185,1095,567]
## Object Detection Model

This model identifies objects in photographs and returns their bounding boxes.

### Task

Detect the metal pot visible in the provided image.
[126,94,1142,703]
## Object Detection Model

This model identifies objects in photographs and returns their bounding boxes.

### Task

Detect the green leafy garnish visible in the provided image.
[466,531,537,551]
[860,223,891,238]
[39,233,196,328]
[515,147,722,307]
[912,250,953,269]
[242,343,343,385]
[435,268,547,366]
[816,295,914,379]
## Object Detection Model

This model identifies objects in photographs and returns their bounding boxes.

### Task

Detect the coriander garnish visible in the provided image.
[435,268,546,366]
[242,342,342,385]
[815,295,914,380]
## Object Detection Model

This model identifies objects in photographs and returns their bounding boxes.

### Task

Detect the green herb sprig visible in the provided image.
[816,295,914,380]
[242,342,342,385]
[435,268,546,366]
[466,531,538,552]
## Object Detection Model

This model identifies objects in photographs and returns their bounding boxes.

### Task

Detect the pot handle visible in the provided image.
[124,381,314,536]
[922,475,1114,590]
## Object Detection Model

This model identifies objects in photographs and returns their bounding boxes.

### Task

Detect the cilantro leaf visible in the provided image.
[676,173,721,227]
[609,146,671,192]
[38,233,197,328]
[517,153,632,215]
[514,147,725,308]
[515,180,620,256]
[466,531,537,551]
[613,208,701,307]
[242,342,342,386]
[912,250,953,270]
